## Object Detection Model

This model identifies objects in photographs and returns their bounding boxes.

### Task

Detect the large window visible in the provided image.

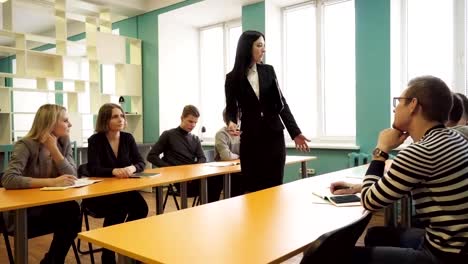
[391,0,467,107]
[283,0,355,142]
[199,21,241,140]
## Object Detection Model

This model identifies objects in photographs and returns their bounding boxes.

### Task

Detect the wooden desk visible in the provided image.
[148,155,317,212]
[79,166,365,264]
[0,155,315,263]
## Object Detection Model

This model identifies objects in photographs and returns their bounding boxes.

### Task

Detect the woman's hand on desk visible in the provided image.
[330,181,362,195]
[294,134,311,152]
[50,175,77,187]
[112,168,131,178]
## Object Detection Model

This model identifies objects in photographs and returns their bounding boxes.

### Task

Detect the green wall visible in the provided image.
[242,2,265,33]
[355,0,391,153]
[133,0,203,143]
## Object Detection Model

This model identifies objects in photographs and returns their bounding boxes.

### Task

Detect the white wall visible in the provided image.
[158,12,200,133]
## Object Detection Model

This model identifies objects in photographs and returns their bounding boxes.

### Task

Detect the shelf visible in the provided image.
[0,72,99,84]
[0,4,143,145]
[0,114,11,144]
[0,46,24,57]
[26,50,63,78]
[116,64,141,96]
[0,87,11,114]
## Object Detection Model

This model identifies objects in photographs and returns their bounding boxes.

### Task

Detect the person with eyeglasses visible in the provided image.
[342,76,468,264]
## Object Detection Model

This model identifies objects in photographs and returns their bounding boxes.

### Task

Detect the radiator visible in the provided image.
[348,152,371,167]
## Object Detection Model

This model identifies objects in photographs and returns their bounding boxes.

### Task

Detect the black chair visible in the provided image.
[76,163,102,264]
[162,149,216,210]
[162,184,180,211]
[300,211,372,264]
[0,210,81,264]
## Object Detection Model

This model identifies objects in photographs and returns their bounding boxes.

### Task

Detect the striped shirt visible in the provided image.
[362,126,468,254]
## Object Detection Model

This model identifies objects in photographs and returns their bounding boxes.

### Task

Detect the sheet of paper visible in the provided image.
[40,178,102,191]
[206,162,240,167]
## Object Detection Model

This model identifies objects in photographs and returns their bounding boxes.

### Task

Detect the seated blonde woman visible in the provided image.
[1,104,81,263]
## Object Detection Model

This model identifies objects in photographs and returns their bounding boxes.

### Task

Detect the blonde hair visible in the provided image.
[95,103,126,133]
[25,104,67,141]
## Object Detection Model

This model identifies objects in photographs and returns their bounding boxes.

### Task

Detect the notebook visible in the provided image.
[312,187,361,207]
[129,172,160,178]
[40,178,102,191]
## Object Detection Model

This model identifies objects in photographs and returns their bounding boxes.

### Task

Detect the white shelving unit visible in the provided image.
[0,0,143,145]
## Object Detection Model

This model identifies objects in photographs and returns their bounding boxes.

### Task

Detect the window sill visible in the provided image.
[285,141,359,150]
[202,140,359,150]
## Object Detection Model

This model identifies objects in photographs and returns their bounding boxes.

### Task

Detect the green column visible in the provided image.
[355,0,391,153]
[242,2,265,33]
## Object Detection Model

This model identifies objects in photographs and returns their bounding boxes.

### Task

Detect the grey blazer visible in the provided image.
[1,136,76,189]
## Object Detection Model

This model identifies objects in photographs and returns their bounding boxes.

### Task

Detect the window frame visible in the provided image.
[198,19,241,143]
[281,0,356,144]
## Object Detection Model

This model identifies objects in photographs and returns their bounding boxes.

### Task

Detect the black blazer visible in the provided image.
[225,63,301,139]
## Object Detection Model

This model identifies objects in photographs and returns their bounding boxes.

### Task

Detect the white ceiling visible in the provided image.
[0,0,184,37]
[159,0,261,28]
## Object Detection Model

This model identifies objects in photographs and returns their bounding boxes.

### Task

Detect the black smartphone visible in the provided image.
[329,194,360,204]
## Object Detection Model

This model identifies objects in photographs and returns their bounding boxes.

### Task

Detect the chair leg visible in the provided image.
[192,196,199,207]
[77,211,102,263]
[72,241,81,264]
[1,214,14,264]
[3,230,14,264]
[162,185,170,211]
[168,184,180,210]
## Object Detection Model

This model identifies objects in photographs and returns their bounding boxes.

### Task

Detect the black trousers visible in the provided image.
[82,191,148,263]
[240,129,286,193]
[27,201,81,264]
[230,172,245,197]
[351,226,467,264]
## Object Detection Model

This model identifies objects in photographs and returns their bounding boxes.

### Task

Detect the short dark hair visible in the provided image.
[405,76,452,123]
[230,30,265,81]
[448,93,464,123]
[182,105,200,118]
[95,103,126,133]
[456,93,468,118]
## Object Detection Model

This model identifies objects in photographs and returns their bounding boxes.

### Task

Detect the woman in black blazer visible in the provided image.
[225,30,310,192]
[83,103,148,264]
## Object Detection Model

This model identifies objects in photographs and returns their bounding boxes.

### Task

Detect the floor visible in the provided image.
[0,189,384,264]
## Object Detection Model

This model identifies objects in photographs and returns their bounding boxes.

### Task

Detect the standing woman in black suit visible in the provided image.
[225,30,310,193]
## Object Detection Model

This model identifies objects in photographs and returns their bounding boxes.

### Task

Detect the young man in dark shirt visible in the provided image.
[147,105,223,203]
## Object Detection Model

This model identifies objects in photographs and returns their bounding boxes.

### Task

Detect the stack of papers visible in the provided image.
[40,178,102,191]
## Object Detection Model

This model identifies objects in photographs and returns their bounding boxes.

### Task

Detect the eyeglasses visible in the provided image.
[392,97,414,108]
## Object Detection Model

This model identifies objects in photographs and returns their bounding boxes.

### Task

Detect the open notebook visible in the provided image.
[311,187,361,207]
[40,178,102,191]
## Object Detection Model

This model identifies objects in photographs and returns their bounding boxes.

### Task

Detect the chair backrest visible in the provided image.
[78,163,89,178]
[204,149,215,162]
[0,144,14,173]
[300,211,372,264]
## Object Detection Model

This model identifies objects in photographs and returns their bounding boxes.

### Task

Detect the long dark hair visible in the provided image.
[230,30,264,81]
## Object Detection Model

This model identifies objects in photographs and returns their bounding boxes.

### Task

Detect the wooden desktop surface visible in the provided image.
[79,166,365,264]
[0,155,316,212]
